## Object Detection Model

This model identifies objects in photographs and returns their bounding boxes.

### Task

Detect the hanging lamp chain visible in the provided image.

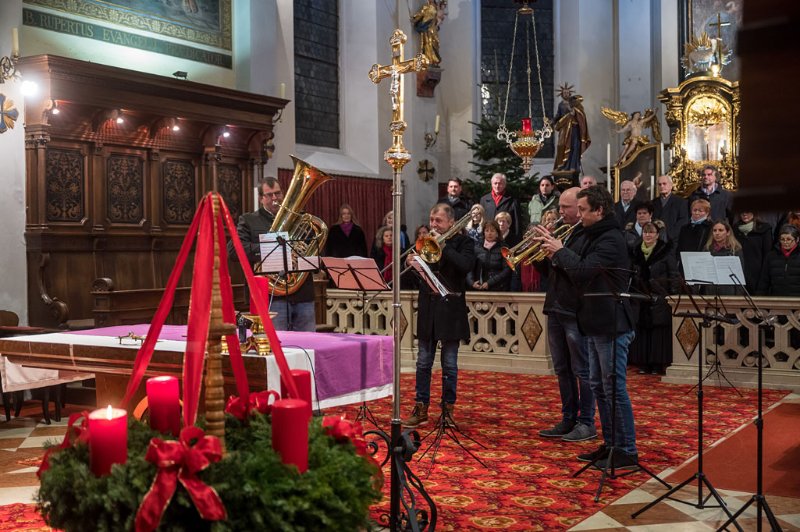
[497,9,521,145]
[530,8,552,137]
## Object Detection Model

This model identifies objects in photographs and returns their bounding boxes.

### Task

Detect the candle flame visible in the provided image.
[106,405,113,419]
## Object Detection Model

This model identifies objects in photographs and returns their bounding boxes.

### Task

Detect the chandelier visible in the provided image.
[496,1,552,172]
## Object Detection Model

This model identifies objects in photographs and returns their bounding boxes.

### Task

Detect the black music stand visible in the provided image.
[716,274,782,532]
[258,232,320,330]
[631,280,743,530]
[321,256,389,430]
[417,399,489,474]
[572,287,670,502]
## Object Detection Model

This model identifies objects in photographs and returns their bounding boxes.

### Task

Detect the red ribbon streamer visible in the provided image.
[225,390,280,421]
[37,411,90,478]
[135,427,226,532]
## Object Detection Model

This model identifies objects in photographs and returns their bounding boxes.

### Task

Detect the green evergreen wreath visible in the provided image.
[37,414,382,531]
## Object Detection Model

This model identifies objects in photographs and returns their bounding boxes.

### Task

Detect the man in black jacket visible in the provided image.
[653,175,688,242]
[534,187,597,443]
[437,177,473,222]
[403,203,476,428]
[479,173,522,239]
[687,165,733,223]
[614,179,638,228]
[537,185,639,470]
[229,178,316,331]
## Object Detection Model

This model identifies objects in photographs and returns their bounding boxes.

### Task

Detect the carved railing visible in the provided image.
[325,290,800,391]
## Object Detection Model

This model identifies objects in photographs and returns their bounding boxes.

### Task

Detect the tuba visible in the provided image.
[266,155,333,296]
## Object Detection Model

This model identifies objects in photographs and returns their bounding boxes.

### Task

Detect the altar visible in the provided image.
[0,326,393,411]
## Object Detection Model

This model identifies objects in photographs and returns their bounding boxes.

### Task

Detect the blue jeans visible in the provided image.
[270,300,316,332]
[548,313,594,426]
[587,330,637,455]
[415,338,459,405]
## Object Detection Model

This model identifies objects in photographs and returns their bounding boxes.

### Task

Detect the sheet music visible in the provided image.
[412,256,451,297]
[259,232,319,273]
[680,252,742,285]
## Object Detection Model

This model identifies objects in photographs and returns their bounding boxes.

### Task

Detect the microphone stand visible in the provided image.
[715,274,782,532]
[631,279,742,530]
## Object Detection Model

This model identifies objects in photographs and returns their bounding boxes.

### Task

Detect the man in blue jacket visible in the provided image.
[536,185,640,470]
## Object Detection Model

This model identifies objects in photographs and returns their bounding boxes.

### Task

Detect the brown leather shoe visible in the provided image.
[444,403,455,424]
[402,402,429,428]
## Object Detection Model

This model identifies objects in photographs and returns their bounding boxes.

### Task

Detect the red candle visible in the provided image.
[146,376,181,436]
[271,398,311,473]
[281,369,313,418]
[88,406,128,476]
[521,117,532,133]
[249,276,270,314]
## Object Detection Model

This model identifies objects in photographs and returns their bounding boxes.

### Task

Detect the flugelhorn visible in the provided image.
[502,218,581,269]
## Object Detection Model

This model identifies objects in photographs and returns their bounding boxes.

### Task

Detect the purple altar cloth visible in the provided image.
[68,325,393,401]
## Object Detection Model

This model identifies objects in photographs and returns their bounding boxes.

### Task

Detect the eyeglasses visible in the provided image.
[779,236,797,242]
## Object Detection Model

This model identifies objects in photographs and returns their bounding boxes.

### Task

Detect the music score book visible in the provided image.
[680,252,745,285]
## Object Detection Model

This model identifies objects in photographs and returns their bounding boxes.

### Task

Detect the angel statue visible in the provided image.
[602,107,663,164]
[412,0,447,66]
[553,83,591,174]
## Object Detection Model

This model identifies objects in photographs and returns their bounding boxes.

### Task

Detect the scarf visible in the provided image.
[738,221,754,235]
[712,241,727,253]
[782,244,797,258]
[483,239,497,250]
[381,245,392,282]
[641,240,655,261]
[340,221,354,237]
[491,190,503,206]
[692,216,707,226]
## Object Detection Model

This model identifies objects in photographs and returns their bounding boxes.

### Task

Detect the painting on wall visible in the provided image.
[24,0,231,50]
[688,0,742,80]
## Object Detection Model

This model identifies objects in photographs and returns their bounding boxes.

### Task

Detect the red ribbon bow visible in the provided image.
[322,416,368,456]
[37,411,90,478]
[224,390,280,421]
[135,426,226,532]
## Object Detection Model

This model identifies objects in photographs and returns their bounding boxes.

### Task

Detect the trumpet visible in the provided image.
[502,218,581,269]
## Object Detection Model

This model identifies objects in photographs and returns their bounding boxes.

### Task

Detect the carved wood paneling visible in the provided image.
[218,163,242,221]
[106,154,144,223]
[45,148,85,222]
[162,159,196,224]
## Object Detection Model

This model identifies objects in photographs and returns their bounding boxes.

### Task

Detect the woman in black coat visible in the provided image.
[758,224,800,296]
[467,220,511,291]
[733,212,773,294]
[704,220,744,296]
[325,203,368,258]
[629,222,679,374]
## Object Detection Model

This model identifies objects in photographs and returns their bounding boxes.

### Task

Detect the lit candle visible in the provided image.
[146,376,181,436]
[271,398,311,473]
[659,142,665,174]
[521,117,532,133]
[279,82,286,99]
[650,175,655,200]
[11,27,19,57]
[606,143,612,193]
[434,114,440,134]
[281,369,312,417]
[250,276,270,315]
[88,406,127,476]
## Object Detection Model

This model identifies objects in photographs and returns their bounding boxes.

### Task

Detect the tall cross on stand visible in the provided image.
[708,12,731,71]
[368,28,429,532]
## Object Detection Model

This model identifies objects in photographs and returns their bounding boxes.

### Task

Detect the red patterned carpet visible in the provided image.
[0,370,789,531]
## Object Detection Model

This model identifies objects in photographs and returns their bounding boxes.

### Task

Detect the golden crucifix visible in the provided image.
[368,29,429,170]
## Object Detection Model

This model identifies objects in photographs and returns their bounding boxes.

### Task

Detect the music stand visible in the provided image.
[571,284,671,502]
[321,256,389,430]
[258,232,321,330]
[417,399,489,474]
[631,279,743,530]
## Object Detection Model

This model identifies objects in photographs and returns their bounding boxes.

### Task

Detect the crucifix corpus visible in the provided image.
[367,28,429,532]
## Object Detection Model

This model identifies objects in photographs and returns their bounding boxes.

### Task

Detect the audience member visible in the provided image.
[758,225,800,296]
[380,210,410,251]
[733,212,773,294]
[652,175,688,242]
[614,180,638,228]
[703,220,743,295]
[495,211,520,247]
[325,203,368,258]
[414,224,431,242]
[629,221,679,375]
[528,175,560,224]
[624,201,661,252]
[687,165,733,223]
[467,220,511,291]
[480,173,521,239]
[677,199,714,259]
[580,175,597,189]
[466,204,485,242]
[371,226,394,284]
[438,177,473,221]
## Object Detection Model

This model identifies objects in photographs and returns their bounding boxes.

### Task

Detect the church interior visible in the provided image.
[0,0,798,530]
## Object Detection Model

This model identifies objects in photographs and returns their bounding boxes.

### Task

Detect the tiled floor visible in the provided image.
[1,395,798,531]
[570,392,800,532]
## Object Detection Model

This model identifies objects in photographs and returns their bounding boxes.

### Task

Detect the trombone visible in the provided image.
[502,218,581,269]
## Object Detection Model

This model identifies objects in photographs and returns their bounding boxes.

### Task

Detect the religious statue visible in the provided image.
[552,83,591,174]
[602,107,662,164]
[412,0,447,66]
